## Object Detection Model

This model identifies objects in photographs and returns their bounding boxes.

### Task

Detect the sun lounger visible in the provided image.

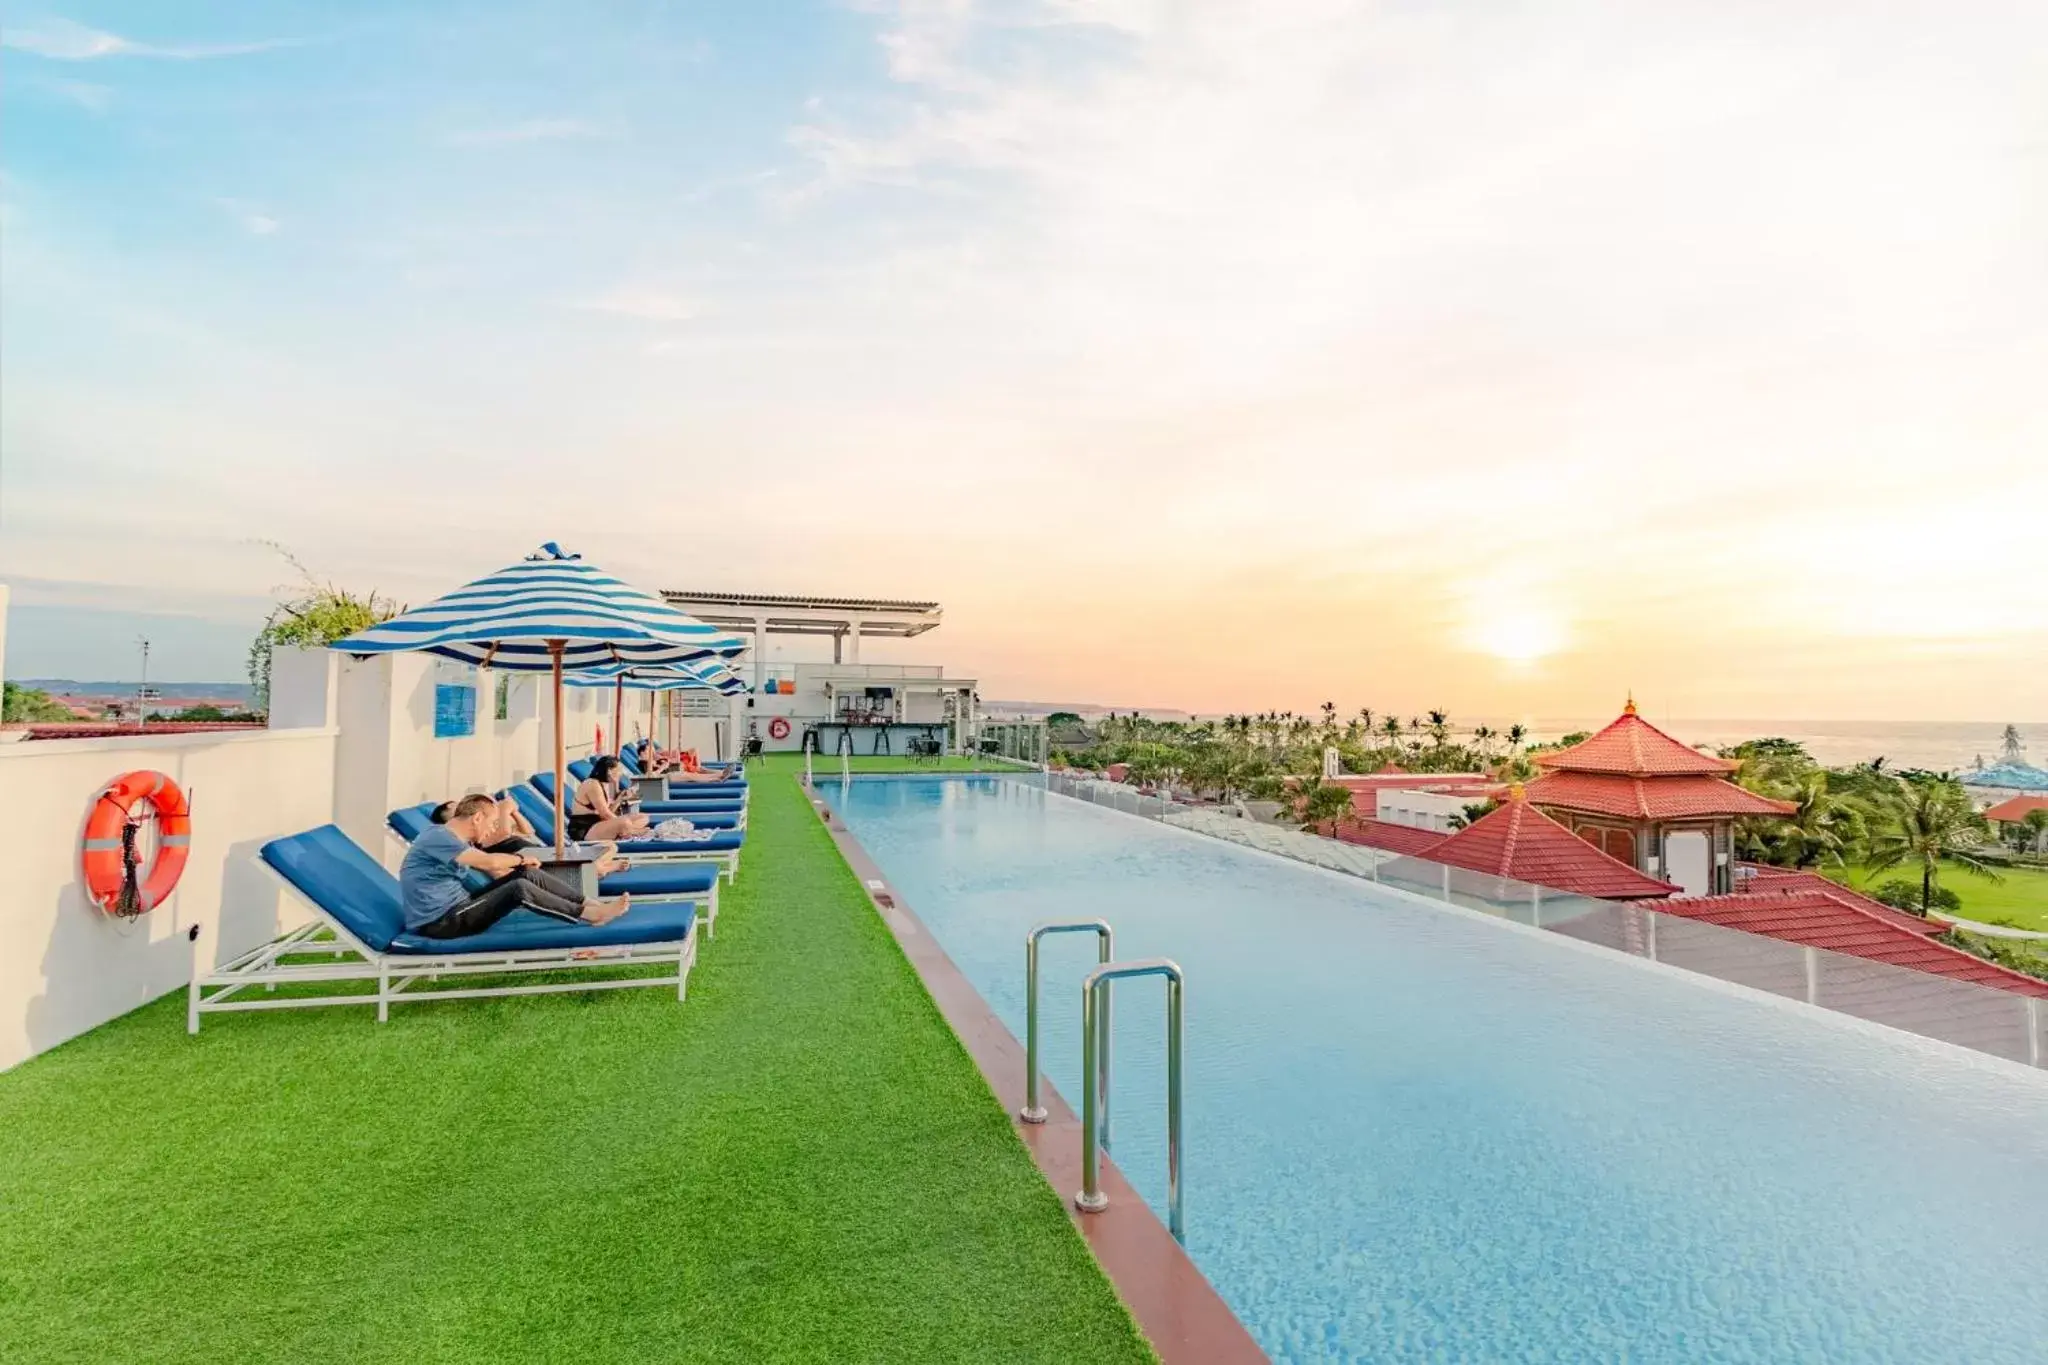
[622,744,740,781]
[386,804,723,937]
[571,755,746,798]
[188,825,699,1033]
[530,770,745,824]
[509,784,743,882]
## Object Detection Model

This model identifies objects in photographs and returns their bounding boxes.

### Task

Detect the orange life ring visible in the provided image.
[767,717,792,741]
[81,770,191,917]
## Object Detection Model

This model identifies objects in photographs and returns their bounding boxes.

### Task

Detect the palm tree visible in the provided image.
[1506,722,1528,752]
[1865,780,2001,915]
[1472,725,1496,761]
[1382,715,1404,749]
[1772,772,1865,870]
[1425,709,1450,749]
[1290,772,1355,830]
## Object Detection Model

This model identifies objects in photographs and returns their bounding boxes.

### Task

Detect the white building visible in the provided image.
[661,591,979,757]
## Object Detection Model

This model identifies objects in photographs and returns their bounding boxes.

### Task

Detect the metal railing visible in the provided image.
[1038,771,2048,1070]
[1077,957,1186,1244]
[1021,920,1115,1126]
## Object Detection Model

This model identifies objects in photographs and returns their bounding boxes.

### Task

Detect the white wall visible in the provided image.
[1376,788,1476,832]
[297,649,566,865]
[2,644,650,1071]
[0,726,337,1070]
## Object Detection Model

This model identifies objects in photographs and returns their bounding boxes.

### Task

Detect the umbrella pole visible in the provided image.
[550,642,566,860]
[613,679,625,757]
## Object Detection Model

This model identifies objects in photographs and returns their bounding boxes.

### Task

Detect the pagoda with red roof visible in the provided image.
[1424,789,1680,900]
[1523,699,1795,896]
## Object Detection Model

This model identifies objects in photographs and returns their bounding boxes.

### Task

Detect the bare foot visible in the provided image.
[582,894,630,927]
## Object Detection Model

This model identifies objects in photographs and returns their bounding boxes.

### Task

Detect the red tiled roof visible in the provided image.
[1983,795,2048,824]
[1425,798,1679,899]
[1536,704,1736,777]
[1524,771,1797,820]
[1734,866,1944,936]
[1658,889,2048,999]
[1330,819,1448,857]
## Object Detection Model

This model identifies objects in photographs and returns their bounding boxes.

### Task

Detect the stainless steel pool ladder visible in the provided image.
[1076,958,1185,1243]
[1021,920,1115,1128]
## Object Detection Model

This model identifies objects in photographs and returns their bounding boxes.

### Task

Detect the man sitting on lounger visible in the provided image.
[431,796,627,876]
[402,794,628,939]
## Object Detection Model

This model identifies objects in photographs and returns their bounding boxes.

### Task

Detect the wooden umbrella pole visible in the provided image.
[550,642,566,859]
[613,678,625,757]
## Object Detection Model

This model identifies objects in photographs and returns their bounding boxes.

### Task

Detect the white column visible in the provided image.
[845,615,864,664]
[751,616,768,697]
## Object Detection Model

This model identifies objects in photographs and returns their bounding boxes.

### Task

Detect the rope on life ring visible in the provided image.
[767,716,792,741]
[81,770,192,917]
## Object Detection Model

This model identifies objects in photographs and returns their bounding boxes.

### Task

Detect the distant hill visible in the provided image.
[982,700,1193,722]
[16,679,256,704]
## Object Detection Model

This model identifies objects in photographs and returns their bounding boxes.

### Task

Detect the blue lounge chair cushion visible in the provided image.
[624,830,744,854]
[508,784,565,842]
[641,800,742,817]
[646,811,740,829]
[388,803,435,844]
[260,825,411,954]
[388,901,695,956]
[596,863,718,896]
[568,757,595,781]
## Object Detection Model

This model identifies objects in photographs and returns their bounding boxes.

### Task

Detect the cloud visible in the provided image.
[576,289,696,323]
[37,75,110,111]
[214,199,280,236]
[1,17,294,61]
[443,119,608,148]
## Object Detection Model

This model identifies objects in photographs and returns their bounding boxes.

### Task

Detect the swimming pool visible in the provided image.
[833,777,2048,1363]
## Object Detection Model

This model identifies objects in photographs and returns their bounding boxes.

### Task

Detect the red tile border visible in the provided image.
[806,778,1268,1364]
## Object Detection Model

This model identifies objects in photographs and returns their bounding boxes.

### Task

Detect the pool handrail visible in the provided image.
[1020,919,1115,1126]
[1076,957,1185,1244]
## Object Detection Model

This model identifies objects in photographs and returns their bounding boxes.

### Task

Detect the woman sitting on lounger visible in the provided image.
[570,756,652,842]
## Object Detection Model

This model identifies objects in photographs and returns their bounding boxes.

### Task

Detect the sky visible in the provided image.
[2,1,2045,720]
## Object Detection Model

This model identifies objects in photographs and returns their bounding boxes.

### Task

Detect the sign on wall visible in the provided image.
[433,661,477,739]
[677,694,721,718]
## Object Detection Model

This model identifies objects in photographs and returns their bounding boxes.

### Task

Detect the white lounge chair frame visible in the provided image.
[188,859,700,1034]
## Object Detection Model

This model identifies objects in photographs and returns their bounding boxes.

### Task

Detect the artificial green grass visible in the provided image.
[0,756,1154,1364]
[1826,862,2048,931]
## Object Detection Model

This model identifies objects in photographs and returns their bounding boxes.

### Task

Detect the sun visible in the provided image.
[1458,575,1570,667]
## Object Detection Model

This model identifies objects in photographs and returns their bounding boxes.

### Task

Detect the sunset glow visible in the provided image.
[2,2,2043,719]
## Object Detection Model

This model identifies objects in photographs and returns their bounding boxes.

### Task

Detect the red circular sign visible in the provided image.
[767,716,792,740]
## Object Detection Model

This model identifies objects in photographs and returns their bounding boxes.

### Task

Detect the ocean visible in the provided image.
[1015,705,2048,774]
[1459,718,2047,773]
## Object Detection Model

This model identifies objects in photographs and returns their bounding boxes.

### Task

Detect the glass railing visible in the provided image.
[1039,771,2047,1069]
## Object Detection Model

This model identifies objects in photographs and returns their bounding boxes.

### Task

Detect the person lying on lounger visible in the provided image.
[431,797,626,876]
[402,794,628,939]
[570,756,653,842]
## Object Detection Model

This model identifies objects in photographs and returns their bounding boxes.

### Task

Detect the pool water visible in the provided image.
[833,777,2048,1364]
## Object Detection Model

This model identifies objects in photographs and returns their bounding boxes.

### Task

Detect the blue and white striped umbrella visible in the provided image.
[329,543,746,857]
[568,661,748,697]
[329,542,746,671]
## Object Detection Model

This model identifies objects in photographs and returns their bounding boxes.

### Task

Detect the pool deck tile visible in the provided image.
[810,779,1268,1365]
